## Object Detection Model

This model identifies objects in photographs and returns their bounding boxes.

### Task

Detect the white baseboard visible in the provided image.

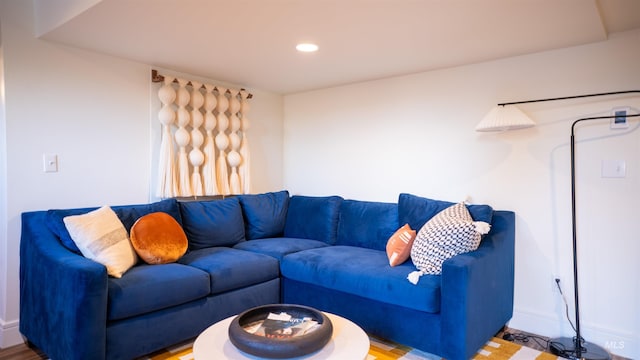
[0,318,24,349]
[508,307,560,336]
[509,307,638,359]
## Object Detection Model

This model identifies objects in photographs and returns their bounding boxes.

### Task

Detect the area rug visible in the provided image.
[142,335,558,360]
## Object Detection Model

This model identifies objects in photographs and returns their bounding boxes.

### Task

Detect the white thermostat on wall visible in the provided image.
[610,106,631,129]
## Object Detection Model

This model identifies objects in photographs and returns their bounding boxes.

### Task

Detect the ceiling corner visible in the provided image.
[33,0,103,38]
[595,0,640,36]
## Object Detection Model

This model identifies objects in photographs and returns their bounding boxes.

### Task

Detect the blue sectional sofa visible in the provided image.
[20,191,515,360]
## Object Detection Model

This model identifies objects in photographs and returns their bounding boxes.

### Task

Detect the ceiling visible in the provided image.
[35,0,640,94]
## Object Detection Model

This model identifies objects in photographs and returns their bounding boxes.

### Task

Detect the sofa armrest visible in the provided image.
[439,210,515,360]
[20,211,109,360]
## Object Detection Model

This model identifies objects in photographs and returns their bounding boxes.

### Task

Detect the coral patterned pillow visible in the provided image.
[385,224,416,266]
[130,212,188,264]
[408,202,490,284]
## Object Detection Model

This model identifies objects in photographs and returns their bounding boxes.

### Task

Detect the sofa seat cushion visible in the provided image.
[107,263,210,321]
[178,247,280,294]
[233,237,330,260]
[280,246,441,313]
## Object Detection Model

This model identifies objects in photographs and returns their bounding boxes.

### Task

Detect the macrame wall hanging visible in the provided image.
[152,70,252,198]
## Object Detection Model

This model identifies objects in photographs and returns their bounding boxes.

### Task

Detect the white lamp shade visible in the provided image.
[475,105,536,132]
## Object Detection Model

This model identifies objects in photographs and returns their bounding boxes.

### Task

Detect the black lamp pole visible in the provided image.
[547,113,639,360]
[493,90,640,360]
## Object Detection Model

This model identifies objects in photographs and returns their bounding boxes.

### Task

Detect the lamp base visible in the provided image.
[549,337,611,360]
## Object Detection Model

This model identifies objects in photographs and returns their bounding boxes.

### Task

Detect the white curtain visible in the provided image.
[155,72,252,198]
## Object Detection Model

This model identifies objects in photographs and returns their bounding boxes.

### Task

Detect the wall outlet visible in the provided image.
[552,276,561,293]
[611,107,630,129]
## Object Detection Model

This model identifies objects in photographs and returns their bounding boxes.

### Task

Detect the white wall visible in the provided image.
[0,14,9,350]
[284,30,640,358]
[0,0,283,348]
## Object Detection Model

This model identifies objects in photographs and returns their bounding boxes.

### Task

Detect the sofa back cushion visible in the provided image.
[284,195,343,244]
[46,199,183,254]
[237,190,290,240]
[398,193,493,231]
[179,197,246,250]
[336,200,398,251]
[113,199,183,232]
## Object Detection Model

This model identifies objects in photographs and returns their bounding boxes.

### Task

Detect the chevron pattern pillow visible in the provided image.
[408,202,490,284]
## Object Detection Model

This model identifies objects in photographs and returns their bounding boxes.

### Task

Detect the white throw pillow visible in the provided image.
[63,206,137,278]
[408,202,490,284]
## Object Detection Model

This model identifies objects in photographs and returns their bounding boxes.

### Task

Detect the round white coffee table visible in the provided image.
[193,312,369,359]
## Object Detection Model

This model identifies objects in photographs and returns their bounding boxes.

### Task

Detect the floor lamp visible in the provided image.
[477,90,640,360]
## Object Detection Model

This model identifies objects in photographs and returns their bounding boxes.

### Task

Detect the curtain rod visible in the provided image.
[498,90,640,107]
[151,69,253,99]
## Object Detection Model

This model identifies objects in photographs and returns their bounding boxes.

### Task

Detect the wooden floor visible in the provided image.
[0,342,46,360]
[0,328,630,360]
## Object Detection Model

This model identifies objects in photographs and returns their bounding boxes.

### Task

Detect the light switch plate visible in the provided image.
[43,154,58,173]
[601,160,625,178]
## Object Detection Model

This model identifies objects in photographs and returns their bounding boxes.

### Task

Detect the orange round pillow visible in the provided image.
[130,212,188,264]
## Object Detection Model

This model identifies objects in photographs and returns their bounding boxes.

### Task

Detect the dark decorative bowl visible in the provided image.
[228,304,333,359]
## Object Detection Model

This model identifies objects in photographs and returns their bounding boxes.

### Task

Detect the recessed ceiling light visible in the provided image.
[296,43,319,52]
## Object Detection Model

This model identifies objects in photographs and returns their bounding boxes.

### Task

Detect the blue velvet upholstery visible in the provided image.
[21,193,514,360]
[46,199,182,254]
[21,211,108,360]
[21,208,281,360]
[283,278,443,357]
[281,246,441,312]
[398,193,493,231]
[107,263,210,321]
[233,237,329,260]
[112,199,183,232]
[283,210,515,360]
[178,247,279,294]
[335,200,398,251]
[283,195,343,244]
[237,190,290,239]
[45,206,97,253]
[179,198,245,249]
[106,279,280,360]
[439,210,515,360]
